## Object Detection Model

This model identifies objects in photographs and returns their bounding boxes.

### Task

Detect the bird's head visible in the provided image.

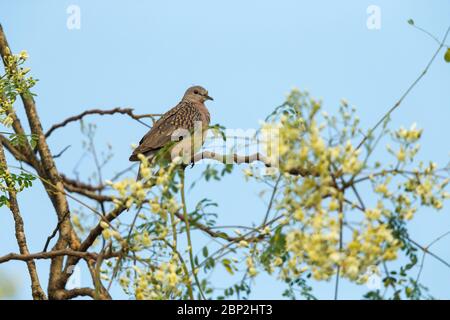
[183,85,213,103]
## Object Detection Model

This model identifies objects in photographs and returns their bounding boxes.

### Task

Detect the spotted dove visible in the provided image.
[129,86,213,167]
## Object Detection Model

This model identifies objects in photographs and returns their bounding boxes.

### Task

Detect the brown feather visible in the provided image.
[129,99,209,162]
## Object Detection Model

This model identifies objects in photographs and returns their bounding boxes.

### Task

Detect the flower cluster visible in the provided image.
[102,154,191,299]
[250,89,448,286]
[119,260,182,300]
[108,154,182,211]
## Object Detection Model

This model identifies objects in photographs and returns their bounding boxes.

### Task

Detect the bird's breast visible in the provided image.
[195,104,210,127]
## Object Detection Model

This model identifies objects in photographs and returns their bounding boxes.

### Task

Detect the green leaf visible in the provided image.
[29,134,38,149]
[0,195,10,207]
[202,246,209,257]
[221,259,234,275]
[444,48,450,63]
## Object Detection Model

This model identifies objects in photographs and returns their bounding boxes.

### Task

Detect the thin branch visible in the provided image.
[109,163,138,182]
[426,230,450,249]
[179,168,206,300]
[106,205,142,292]
[407,236,450,270]
[45,107,162,138]
[350,185,366,211]
[61,173,105,191]
[334,199,344,300]
[172,211,256,243]
[52,145,71,159]
[261,173,282,226]
[43,211,70,252]
[0,249,98,264]
[78,205,127,253]
[63,180,114,203]
[415,230,450,283]
[411,23,442,46]
[356,24,450,150]
[192,151,311,176]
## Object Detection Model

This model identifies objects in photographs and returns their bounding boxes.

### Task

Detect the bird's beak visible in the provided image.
[205,95,214,101]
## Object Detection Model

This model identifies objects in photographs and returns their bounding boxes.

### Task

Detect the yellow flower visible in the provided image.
[102,229,111,240]
[248,267,258,277]
[100,221,109,229]
[365,208,381,220]
[119,276,130,287]
[154,269,164,282]
[168,272,178,286]
[2,115,13,127]
[238,240,249,248]
[382,249,397,260]
[433,200,443,210]
[329,252,342,263]
[299,145,309,161]
[273,257,283,266]
[375,184,390,197]
[403,208,416,220]
[396,148,406,162]
[19,50,28,60]
[150,200,161,213]
[142,231,152,246]
[329,146,340,161]
[328,200,339,211]
[294,208,304,221]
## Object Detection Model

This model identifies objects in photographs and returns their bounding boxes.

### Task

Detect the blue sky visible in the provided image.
[0,0,449,299]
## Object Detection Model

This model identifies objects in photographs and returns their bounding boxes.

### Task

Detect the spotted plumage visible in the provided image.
[129,86,212,162]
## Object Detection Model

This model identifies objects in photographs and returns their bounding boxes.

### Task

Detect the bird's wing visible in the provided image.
[129,101,202,161]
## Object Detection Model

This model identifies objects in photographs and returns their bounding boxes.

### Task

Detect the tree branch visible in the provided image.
[0,140,47,300]
[61,173,106,191]
[192,150,312,176]
[356,24,450,150]
[0,23,81,300]
[0,249,99,264]
[45,107,162,138]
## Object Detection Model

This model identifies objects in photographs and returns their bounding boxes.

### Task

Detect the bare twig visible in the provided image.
[415,230,450,283]
[192,151,311,176]
[52,145,71,159]
[407,236,450,270]
[43,211,70,252]
[63,179,114,202]
[356,24,450,150]
[45,107,162,138]
[261,173,282,226]
[334,199,344,300]
[61,173,105,191]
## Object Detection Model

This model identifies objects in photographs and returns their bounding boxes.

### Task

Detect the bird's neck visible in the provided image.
[196,102,210,125]
[183,98,211,125]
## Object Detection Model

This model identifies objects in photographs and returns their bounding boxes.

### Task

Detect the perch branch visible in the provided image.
[192,150,311,176]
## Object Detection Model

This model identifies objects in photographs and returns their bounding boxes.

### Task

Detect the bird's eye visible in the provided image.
[194,90,199,94]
